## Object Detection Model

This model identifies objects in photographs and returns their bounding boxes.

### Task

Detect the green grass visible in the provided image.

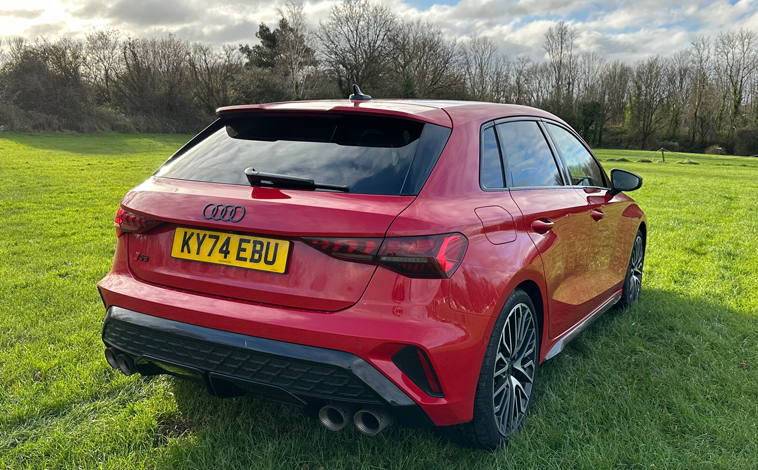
[1,135,757,469]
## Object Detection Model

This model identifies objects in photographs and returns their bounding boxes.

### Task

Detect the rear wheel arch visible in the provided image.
[446,286,541,448]
[487,277,547,365]
[514,280,544,355]
[638,221,647,246]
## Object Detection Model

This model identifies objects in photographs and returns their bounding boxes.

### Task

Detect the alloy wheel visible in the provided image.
[492,302,537,436]
[629,235,644,302]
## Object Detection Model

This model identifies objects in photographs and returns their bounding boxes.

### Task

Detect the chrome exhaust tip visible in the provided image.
[318,405,351,432]
[104,348,120,369]
[354,408,393,436]
[115,353,136,376]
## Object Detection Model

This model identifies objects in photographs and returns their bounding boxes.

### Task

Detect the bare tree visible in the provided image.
[37,38,86,87]
[715,29,758,128]
[188,43,243,113]
[84,28,123,104]
[630,56,669,148]
[389,20,458,98]
[115,35,194,128]
[600,60,632,128]
[3,37,27,63]
[316,0,397,96]
[276,1,317,100]
[576,52,605,102]
[665,50,692,138]
[689,36,712,145]
[462,35,509,102]
[529,62,553,107]
[511,54,533,105]
[0,38,7,67]
[544,21,578,112]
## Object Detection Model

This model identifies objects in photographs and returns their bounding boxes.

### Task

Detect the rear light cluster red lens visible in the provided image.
[301,233,467,279]
[114,207,161,237]
[302,237,382,264]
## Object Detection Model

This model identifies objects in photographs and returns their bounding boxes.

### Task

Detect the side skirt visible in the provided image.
[544,294,621,361]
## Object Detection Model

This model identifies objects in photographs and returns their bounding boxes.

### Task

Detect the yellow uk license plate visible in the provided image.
[171,227,290,274]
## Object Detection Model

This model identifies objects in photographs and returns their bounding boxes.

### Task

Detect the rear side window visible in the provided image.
[546,123,606,187]
[155,114,451,196]
[480,126,505,189]
[496,121,563,188]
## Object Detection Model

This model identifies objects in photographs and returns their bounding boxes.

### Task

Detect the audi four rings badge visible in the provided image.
[202,203,246,222]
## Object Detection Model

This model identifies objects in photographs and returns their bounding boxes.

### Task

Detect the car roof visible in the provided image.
[216,100,564,129]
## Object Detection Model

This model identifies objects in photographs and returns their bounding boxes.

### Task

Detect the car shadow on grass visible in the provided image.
[149,288,758,469]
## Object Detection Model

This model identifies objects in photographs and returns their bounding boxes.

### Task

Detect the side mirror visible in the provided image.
[608,169,642,197]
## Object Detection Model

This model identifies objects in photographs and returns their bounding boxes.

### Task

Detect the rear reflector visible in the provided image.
[301,233,467,279]
[114,207,161,237]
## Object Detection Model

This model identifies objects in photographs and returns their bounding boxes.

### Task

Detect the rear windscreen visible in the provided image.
[155,114,451,196]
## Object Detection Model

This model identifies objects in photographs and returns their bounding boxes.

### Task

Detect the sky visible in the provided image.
[1,0,757,62]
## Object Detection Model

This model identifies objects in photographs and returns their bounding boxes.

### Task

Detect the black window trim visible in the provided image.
[480,116,567,191]
[540,118,610,189]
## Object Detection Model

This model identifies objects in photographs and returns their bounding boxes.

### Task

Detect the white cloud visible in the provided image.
[0,0,756,61]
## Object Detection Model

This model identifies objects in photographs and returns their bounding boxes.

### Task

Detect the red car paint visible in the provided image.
[98,99,646,427]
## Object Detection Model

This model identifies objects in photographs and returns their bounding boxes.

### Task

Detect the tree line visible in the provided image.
[2,0,758,155]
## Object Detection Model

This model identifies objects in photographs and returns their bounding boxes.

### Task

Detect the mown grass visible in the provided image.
[1,135,756,469]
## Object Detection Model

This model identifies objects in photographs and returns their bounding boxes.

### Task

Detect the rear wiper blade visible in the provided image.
[244,168,349,192]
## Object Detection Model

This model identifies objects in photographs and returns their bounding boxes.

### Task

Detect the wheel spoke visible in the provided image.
[494,379,507,413]
[513,358,534,384]
[502,380,514,431]
[515,305,525,352]
[513,377,527,414]
[493,379,508,400]
[501,320,513,356]
[497,381,511,432]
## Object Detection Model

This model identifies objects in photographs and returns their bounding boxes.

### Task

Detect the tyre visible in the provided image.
[617,229,645,309]
[445,288,539,450]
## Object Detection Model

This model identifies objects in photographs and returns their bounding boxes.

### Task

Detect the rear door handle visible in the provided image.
[591,209,605,221]
[531,219,554,234]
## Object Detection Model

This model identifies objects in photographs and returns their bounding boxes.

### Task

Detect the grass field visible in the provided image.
[1,133,757,469]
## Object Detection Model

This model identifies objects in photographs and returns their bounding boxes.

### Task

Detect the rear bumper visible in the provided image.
[103,306,433,426]
[98,249,496,426]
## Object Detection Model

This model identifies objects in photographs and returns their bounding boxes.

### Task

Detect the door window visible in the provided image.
[546,123,606,187]
[497,121,563,188]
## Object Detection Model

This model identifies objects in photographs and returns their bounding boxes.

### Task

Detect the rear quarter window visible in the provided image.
[155,114,451,196]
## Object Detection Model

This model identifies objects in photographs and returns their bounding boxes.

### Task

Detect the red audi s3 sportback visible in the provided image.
[98,92,646,449]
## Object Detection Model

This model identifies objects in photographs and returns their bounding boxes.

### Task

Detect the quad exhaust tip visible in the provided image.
[318,405,352,432]
[353,409,393,436]
[116,353,136,376]
[104,347,120,369]
[319,406,393,435]
[105,348,137,376]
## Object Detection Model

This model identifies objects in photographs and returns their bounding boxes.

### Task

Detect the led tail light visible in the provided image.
[376,233,467,279]
[114,207,161,237]
[301,237,382,264]
[301,233,467,279]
